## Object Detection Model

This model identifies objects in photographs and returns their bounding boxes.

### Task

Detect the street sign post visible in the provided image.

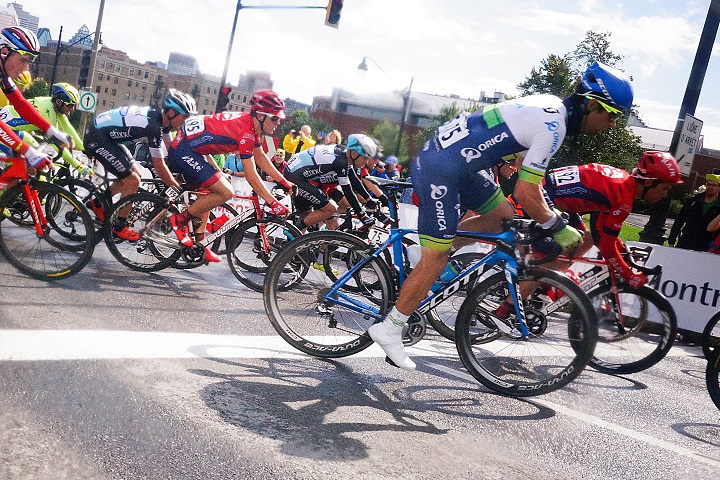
[78,90,97,113]
[675,113,703,176]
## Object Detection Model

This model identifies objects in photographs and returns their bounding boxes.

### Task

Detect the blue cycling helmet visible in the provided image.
[163,88,197,115]
[580,61,634,112]
[347,134,379,158]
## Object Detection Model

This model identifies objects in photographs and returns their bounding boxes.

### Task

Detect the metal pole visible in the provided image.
[79,0,105,135]
[49,26,63,86]
[216,0,242,112]
[638,0,720,244]
[395,77,413,157]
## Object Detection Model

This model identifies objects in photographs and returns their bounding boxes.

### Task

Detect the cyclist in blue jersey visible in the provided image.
[83,89,196,240]
[369,61,635,370]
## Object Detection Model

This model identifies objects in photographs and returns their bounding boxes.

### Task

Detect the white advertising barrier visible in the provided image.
[628,241,720,333]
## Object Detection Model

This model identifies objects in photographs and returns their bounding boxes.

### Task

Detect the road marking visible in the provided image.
[423,361,720,468]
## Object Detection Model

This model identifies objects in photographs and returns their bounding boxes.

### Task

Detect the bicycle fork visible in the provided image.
[21,184,49,237]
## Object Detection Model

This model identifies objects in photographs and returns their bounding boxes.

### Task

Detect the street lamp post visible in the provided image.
[357,56,413,157]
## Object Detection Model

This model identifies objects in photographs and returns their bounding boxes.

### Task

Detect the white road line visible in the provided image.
[423,361,720,469]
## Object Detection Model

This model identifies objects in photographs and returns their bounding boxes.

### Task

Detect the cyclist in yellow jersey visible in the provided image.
[0,82,90,173]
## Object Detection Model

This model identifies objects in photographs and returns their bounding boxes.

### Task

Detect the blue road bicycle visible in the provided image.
[263,218,599,397]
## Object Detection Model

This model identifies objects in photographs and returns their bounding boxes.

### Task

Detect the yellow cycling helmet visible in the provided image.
[14,70,31,90]
[51,82,80,105]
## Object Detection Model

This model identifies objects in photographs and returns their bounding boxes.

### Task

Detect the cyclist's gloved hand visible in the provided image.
[278,178,296,195]
[622,270,648,289]
[364,198,378,210]
[359,213,375,227]
[46,126,75,150]
[378,194,389,207]
[538,211,583,250]
[25,147,53,171]
[268,199,289,216]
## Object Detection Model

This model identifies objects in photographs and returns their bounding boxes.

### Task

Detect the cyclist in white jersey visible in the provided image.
[368,61,635,370]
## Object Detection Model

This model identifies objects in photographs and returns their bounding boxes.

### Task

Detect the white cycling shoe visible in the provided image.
[368,320,416,370]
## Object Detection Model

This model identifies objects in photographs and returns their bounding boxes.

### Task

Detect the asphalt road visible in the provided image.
[0,245,718,480]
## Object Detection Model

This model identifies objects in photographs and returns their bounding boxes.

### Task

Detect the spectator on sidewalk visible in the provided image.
[668,173,720,251]
[707,200,720,254]
[384,156,401,182]
[283,125,315,154]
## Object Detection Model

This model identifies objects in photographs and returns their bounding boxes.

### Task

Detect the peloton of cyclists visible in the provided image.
[368,61,635,370]
[164,89,294,262]
[83,89,196,241]
[0,27,73,172]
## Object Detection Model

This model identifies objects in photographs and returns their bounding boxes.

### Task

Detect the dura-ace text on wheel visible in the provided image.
[0,181,95,279]
[454,268,598,397]
[264,230,393,358]
[588,284,677,374]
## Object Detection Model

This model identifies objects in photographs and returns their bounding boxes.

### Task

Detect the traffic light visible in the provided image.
[216,86,231,113]
[78,49,92,88]
[324,0,343,28]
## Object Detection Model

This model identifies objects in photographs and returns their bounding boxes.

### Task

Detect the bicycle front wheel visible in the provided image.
[264,230,393,358]
[104,192,180,272]
[589,284,677,374]
[455,268,598,397]
[0,182,95,280]
[706,347,720,411]
[702,311,720,360]
[226,216,301,292]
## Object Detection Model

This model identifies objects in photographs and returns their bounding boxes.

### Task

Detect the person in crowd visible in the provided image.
[0,82,90,174]
[369,161,388,179]
[0,27,73,173]
[383,156,401,182]
[84,89,195,241]
[164,89,293,262]
[324,129,342,145]
[223,152,245,179]
[707,207,720,254]
[368,61,634,370]
[668,173,720,251]
[283,124,316,154]
[266,148,287,179]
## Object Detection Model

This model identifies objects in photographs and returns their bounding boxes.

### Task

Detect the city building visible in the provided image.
[37,26,50,46]
[0,4,17,30]
[167,52,198,76]
[67,24,93,49]
[7,2,36,32]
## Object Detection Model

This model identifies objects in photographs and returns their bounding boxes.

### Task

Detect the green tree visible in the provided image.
[570,30,623,69]
[21,78,49,99]
[517,54,575,97]
[277,109,332,144]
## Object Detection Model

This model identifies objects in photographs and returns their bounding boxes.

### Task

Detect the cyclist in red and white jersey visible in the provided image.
[542,152,683,288]
[0,27,72,170]
[166,89,294,251]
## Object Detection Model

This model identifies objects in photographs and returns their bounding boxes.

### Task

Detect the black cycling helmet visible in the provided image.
[163,89,197,115]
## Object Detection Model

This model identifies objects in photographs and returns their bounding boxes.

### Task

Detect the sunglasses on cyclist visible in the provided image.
[264,114,281,123]
[14,50,37,63]
[596,99,623,121]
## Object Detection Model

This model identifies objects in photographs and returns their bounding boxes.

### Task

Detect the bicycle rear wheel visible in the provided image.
[54,177,105,243]
[0,182,95,280]
[104,192,180,272]
[455,268,598,397]
[589,284,677,374]
[264,230,393,358]
[706,347,720,411]
[702,311,720,360]
[226,216,301,292]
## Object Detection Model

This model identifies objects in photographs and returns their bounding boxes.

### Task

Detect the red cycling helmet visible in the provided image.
[632,151,683,184]
[250,89,285,119]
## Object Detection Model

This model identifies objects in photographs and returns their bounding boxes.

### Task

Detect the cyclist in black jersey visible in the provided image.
[83,89,196,241]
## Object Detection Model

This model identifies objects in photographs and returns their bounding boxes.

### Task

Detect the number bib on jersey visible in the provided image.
[436,113,470,149]
[552,165,580,186]
[183,116,206,136]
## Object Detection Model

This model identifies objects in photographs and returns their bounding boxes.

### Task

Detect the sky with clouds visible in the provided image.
[20,0,720,149]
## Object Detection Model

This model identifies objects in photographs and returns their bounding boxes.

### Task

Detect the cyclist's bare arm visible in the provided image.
[244,154,276,205]
[152,156,181,189]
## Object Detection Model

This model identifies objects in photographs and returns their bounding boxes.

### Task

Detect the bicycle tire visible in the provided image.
[0,182,96,280]
[701,310,720,360]
[52,177,106,244]
[588,284,677,374]
[104,192,180,272]
[455,268,598,397]
[226,216,301,291]
[264,230,393,358]
[706,346,720,411]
